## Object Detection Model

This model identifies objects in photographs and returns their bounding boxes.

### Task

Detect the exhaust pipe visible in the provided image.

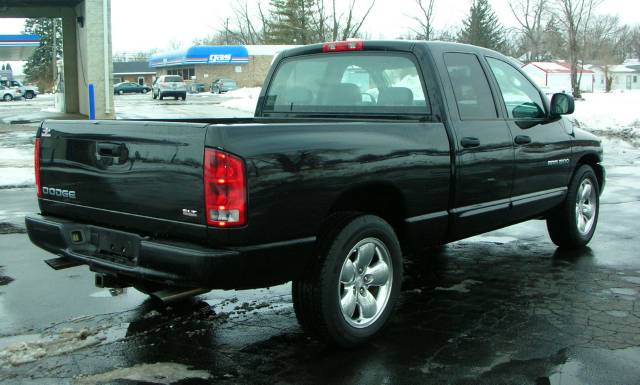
[150,288,209,303]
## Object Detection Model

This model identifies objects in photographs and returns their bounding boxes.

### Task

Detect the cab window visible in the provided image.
[263,53,430,115]
[444,53,497,120]
[486,57,546,119]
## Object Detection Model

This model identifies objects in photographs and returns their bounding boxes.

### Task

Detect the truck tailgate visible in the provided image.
[37,120,209,241]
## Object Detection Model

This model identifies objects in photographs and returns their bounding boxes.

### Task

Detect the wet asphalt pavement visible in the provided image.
[1,97,640,384]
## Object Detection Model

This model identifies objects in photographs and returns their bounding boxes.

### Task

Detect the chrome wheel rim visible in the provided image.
[576,178,596,235]
[338,237,393,329]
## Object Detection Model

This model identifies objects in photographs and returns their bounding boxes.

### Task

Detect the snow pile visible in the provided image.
[75,362,211,385]
[572,91,640,134]
[219,87,261,113]
[0,132,34,188]
[0,328,104,367]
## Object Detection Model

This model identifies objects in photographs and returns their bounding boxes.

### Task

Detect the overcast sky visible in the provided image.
[0,0,638,54]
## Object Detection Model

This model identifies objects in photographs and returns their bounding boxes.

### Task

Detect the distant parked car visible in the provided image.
[210,78,238,94]
[152,75,187,101]
[192,83,206,93]
[0,79,38,99]
[114,82,151,95]
[1,85,22,101]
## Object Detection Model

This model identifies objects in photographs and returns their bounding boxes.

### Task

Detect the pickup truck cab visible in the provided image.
[26,41,604,347]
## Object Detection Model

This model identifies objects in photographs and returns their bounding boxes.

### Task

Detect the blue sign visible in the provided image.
[150,46,249,68]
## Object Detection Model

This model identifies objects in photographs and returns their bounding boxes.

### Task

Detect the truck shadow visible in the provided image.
[108,240,615,384]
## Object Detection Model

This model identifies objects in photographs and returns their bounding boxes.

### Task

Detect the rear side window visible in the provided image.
[486,57,546,119]
[263,53,429,115]
[444,53,497,120]
[164,76,183,83]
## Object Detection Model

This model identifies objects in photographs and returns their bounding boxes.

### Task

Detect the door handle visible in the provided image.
[460,137,480,148]
[514,135,532,145]
[97,142,123,157]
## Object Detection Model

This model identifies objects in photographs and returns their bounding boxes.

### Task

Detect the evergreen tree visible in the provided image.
[267,0,317,44]
[22,18,62,91]
[457,0,506,52]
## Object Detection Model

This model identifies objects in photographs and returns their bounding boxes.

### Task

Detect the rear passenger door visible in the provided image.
[441,52,515,240]
[485,57,573,221]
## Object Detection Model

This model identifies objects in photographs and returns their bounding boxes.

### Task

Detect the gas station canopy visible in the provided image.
[0,34,41,60]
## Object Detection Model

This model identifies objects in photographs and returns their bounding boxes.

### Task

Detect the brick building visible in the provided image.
[113,61,156,86]
[149,45,297,89]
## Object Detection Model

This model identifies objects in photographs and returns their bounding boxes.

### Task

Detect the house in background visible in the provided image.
[586,59,640,92]
[113,61,156,86]
[522,61,594,93]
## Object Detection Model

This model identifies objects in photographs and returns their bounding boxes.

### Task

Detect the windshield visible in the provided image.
[263,53,429,115]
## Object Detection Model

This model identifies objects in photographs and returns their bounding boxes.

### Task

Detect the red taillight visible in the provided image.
[322,40,364,53]
[34,138,41,197]
[204,148,246,227]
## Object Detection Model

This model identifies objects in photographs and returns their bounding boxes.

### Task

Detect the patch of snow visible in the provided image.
[0,167,34,188]
[571,91,640,134]
[435,279,483,294]
[219,87,261,113]
[0,328,104,367]
[75,362,211,385]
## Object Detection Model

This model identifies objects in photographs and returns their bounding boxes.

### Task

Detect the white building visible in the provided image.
[586,61,640,92]
[522,61,595,94]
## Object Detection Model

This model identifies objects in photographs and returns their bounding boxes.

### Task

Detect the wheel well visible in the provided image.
[328,183,406,243]
[577,154,604,190]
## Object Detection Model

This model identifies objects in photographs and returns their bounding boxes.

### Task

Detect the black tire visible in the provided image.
[547,164,600,248]
[118,90,124,95]
[181,93,186,101]
[158,92,163,100]
[152,90,157,99]
[292,214,402,347]
[3,94,13,101]
[142,88,148,94]
[25,91,35,99]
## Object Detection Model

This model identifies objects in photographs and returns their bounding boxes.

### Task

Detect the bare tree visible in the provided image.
[509,0,548,61]
[411,0,436,40]
[554,0,601,98]
[330,0,377,41]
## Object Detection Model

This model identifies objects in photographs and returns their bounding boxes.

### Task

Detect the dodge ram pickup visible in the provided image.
[26,41,604,347]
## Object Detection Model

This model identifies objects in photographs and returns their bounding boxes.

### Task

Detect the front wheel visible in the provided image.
[292,214,402,347]
[547,165,600,248]
[24,91,35,99]
[142,88,148,94]
[118,90,124,95]
[3,94,13,101]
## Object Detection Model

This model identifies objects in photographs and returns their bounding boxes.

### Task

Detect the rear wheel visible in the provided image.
[547,165,600,248]
[292,214,402,347]
[24,91,35,99]
[118,90,124,95]
[3,94,13,101]
[142,88,148,94]
[158,92,163,100]
[181,93,186,101]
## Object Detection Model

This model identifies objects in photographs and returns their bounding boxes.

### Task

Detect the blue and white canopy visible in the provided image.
[0,34,41,61]
[149,46,250,68]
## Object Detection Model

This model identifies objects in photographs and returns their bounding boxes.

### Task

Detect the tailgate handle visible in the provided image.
[97,142,124,157]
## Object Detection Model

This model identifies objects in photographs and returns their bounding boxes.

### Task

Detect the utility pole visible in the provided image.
[52,18,57,92]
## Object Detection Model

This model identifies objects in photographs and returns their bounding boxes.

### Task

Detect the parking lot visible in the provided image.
[0,91,255,123]
[0,93,640,384]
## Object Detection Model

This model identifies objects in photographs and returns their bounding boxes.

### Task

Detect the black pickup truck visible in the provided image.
[26,41,604,347]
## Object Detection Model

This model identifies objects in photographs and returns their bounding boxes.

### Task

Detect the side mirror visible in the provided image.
[550,93,575,116]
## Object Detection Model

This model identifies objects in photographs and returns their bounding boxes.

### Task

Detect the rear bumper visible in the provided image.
[25,214,314,289]
[158,90,186,96]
